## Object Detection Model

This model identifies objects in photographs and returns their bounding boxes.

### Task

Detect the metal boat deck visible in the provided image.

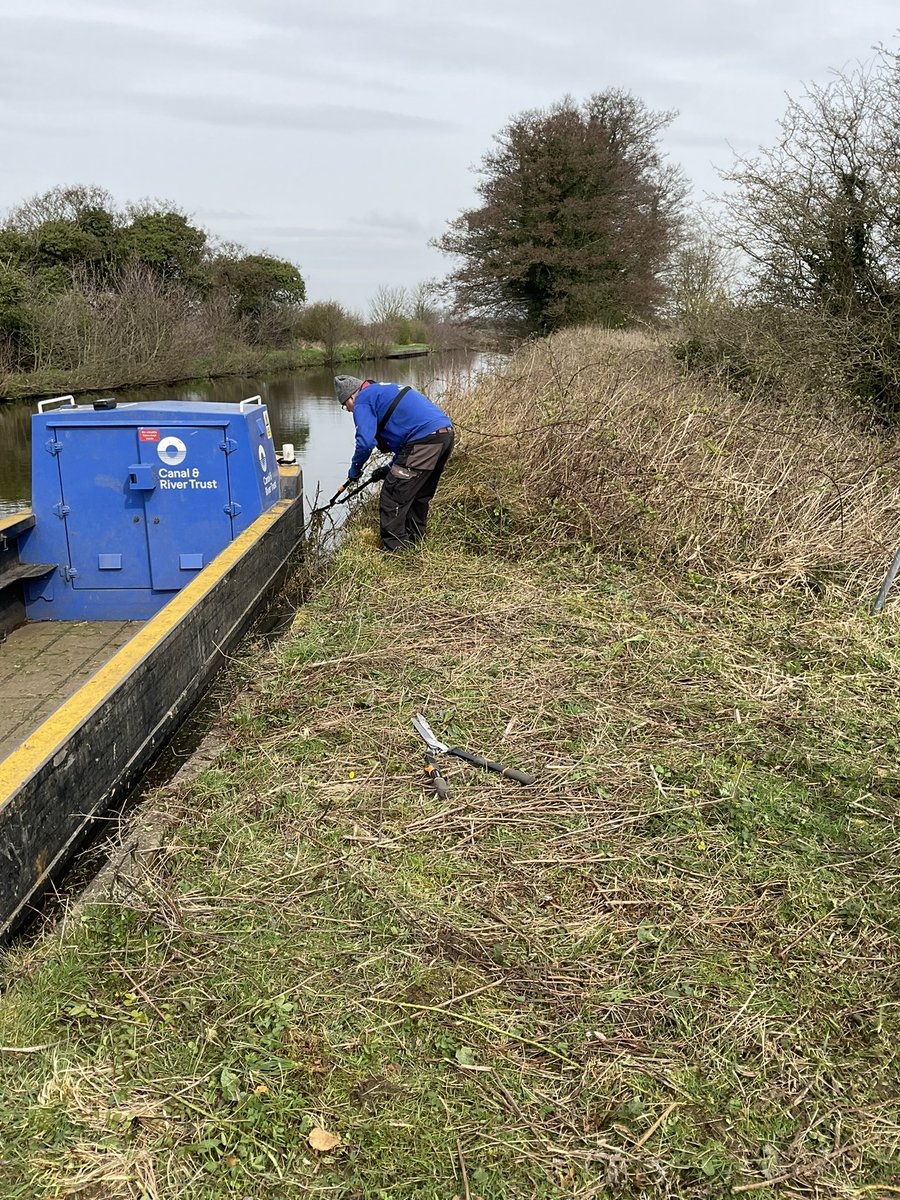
[0,620,142,759]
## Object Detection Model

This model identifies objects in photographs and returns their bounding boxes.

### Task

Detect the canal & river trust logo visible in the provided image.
[157,436,187,467]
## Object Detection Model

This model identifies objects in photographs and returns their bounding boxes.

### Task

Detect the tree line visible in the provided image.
[435,46,900,421]
[0,186,452,398]
[0,186,308,383]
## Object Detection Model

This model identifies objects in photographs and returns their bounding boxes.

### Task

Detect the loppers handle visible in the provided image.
[499,766,536,786]
[448,747,535,786]
[424,754,450,799]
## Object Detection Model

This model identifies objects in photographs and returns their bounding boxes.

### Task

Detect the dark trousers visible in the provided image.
[380,430,454,551]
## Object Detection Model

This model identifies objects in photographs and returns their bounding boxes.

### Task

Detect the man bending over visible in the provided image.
[334,375,454,552]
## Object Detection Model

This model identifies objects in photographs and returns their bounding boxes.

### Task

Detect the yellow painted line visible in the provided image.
[0,497,299,801]
[0,509,34,535]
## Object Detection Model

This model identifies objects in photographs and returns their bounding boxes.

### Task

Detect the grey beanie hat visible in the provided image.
[334,375,365,406]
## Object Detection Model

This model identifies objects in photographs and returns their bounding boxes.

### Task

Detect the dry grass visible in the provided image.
[442,327,900,589]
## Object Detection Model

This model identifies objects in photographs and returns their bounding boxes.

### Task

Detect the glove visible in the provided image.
[370,464,390,483]
[345,473,360,485]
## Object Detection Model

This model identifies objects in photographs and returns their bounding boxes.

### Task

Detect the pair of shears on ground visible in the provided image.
[411,713,535,799]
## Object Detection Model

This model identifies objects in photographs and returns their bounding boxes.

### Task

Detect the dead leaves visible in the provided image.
[308,1126,342,1154]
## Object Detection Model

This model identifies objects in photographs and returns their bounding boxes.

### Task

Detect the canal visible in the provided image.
[0,350,499,518]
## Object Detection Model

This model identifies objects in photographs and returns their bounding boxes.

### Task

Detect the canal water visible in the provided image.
[0,350,500,518]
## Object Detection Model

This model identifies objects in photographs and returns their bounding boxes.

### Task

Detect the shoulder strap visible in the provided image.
[376,386,411,438]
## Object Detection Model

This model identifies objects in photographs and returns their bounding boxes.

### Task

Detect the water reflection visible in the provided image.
[0,402,30,515]
[0,350,502,518]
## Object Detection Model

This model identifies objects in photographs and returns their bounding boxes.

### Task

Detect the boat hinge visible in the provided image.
[219,437,238,455]
[53,501,71,519]
[60,565,78,583]
[45,438,63,456]
[223,501,243,518]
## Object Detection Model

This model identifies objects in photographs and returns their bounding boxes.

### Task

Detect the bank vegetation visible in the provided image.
[0,186,460,402]
[1,327,897,1199]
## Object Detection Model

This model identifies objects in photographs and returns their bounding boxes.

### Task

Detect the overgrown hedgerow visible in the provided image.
[445,327,900,589]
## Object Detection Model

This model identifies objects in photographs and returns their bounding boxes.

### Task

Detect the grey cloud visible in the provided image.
[255,223,423,245]
[0,13,335,102]
[150,0,560,81]
[348,212,431,236]
[0,4,545,99]
[670,131,755,150]
[2,15,236,72]
[138,92,454,134]
[193,208,261,221]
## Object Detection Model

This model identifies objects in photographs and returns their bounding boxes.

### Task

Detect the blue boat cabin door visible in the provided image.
[55,424,234,592]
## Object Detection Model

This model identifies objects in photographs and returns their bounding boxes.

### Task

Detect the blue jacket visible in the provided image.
[349,382,451,479]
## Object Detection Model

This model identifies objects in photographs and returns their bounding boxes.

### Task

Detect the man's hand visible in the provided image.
[369,464,390,483]
[345,473,360,485]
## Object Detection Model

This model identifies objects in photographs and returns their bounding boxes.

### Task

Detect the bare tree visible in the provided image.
[665,222,738,323]
[716,47,900,415]
[720,55,900,315]
[369,285,409,326]
[3,184,116,232]
[410,281,439,323]
[298,300,358,363]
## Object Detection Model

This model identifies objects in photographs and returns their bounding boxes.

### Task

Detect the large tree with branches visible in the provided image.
[434,91,687,334]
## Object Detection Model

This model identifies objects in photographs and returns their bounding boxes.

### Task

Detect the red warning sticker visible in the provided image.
[139,428,160,442]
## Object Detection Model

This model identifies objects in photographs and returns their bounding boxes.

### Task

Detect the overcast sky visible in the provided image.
[2,0,898,312]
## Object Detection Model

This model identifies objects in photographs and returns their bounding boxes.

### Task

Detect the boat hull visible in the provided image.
[0,492,304,938]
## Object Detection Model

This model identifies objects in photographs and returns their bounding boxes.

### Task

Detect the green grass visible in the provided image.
[0,346,327,402]
[1,481,898,1197]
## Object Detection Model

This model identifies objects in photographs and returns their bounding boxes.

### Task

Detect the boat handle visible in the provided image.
[239,395,262,411]
[37,394,76,413]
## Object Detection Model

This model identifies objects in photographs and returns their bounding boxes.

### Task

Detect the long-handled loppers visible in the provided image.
[412,713,535,795]
[311,474,377,516]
